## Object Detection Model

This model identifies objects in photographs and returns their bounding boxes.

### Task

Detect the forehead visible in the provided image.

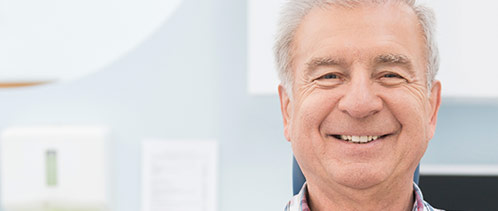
[292,2,426,74]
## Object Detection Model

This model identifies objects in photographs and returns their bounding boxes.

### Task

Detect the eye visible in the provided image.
[382,73,403,79]
[378,72,408,86]
[319,73,339,80]
[313,72,343,87]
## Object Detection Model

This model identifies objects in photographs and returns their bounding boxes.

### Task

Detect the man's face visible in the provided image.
[279,3,441,190]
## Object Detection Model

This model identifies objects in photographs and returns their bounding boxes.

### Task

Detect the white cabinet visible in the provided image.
[0,126,111,211]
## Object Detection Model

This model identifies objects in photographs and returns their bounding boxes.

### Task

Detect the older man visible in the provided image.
[274,0,442,210]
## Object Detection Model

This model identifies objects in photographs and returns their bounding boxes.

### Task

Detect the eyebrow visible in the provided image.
[305,57,346,73]
[373,53,415,77]
[374,53,410,65]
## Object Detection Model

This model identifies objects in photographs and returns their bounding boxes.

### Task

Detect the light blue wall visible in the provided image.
[423,102,498,164]
[0,0,497,211]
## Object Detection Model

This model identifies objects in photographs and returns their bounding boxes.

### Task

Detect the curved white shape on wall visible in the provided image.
[0,0,183,82]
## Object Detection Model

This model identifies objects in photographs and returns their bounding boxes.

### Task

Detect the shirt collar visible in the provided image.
[286,182,435,211]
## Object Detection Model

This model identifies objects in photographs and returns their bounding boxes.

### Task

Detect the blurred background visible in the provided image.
[0,0,497,210]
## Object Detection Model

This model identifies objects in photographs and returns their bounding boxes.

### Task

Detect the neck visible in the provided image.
[307,178,414,211]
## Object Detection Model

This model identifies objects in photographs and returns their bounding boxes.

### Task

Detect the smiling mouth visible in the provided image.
[329,134,391,144]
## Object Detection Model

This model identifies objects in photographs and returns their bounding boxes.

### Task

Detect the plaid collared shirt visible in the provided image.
[285,182,443,211]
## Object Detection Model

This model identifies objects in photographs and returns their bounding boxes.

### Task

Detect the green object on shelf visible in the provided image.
[46,150,57,187]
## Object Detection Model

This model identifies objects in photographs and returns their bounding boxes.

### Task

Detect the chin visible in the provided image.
[329,165,390,190]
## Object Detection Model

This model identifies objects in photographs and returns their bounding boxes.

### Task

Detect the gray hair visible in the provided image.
[274,0,439,97]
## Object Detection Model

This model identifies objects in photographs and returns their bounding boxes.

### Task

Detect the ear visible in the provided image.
[278,85,292,142]
[427,80,442,139]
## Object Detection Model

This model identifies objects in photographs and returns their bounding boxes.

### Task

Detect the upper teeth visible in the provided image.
[339,135,379,143]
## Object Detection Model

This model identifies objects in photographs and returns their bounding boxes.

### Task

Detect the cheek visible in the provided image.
[382,91,431,171]
[383,88,432,147]
[290,92,342,181]
[290,91,339,149]
[391,97,426,133]
[293,92,338,131]
[385,84,430,123]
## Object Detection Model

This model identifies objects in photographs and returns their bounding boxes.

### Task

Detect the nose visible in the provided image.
[337,74,383,119]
